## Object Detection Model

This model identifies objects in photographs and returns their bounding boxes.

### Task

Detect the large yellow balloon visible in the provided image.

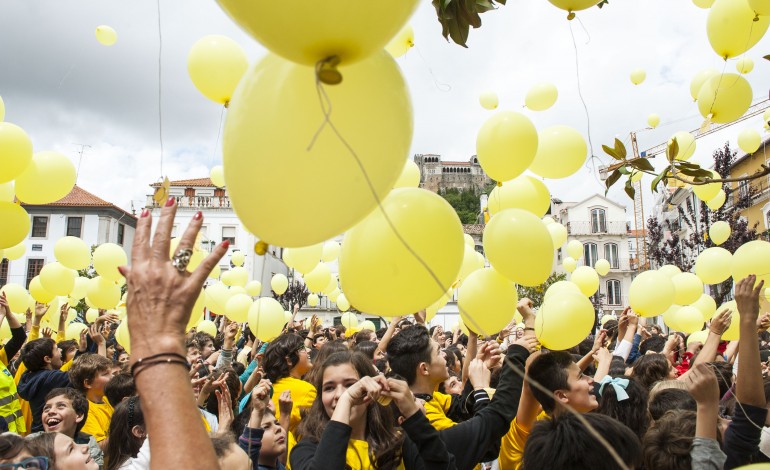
[693,0,715,8]
[595,259,611,276]
[0,123,32,184]
[457,243,485,284]
[385,24,414,58]
[483,208,554,287]
[248,297,286,341]
[669,131,696,161]
[536,293,595,350]
[0,284,27,313]
[228,267,248,288]
[284,244,323,274]
[692,294,717,321]
[672,272,704,305]
[748,0,770,15]
[687,329,709,347]
[693,171,722,202]
[630,69,646,85]
[340,311,358,329]
[188,35,248,105]
[95,25,117,46]
[525,83,558,111]
[93,243,127,282]
[304,263,332,293]
[544,280,582,303]
[271,274,289,296]
[459,268,518,335]
[426,289,453,320]
[733,240,770,286]
[70,277,89,301]
[690,68,720,101]
[66,322,88,342]
[307,293,320,307]
[571,266,599,297]
[394,160,421,189]
[321,241,341,263]
[707,190,726,210]
[4,243,24,261]
[547,223,568,249]
[39,262,76,296]
[87,276,120,310]
[528,126,587,179]
[196,319,218,338]
[697,73,753,123]
[0,202,30,250]
[29,277,55,304]
[707,0,770,59]
[566,240,584,259]
[547,0,602,13]
[204,282,230,314]
[738,128,761,153]
[339,188,463,316]
[674,306,705,334]
[479,92,499,111]
[54,236,91,270]
[695,247,732,284]
[224,52,411,247]
[210,165,225,188]
[630,270,676,317]
[709,221,731,245]
[15,151,76,205]
[226,293,252,323]
[487,175,551,217]
[245,280,262,297]
[476,112,538,182]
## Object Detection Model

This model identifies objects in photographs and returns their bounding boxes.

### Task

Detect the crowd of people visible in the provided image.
[0,199,767,469]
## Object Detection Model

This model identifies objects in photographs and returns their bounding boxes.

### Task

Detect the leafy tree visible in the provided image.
[440,188,481,224]
[517,272,567,309]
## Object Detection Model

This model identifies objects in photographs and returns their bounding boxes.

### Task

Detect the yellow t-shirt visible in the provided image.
[345,440,405,470]
[81,398,113,442]
[271,376,316,432]
[499,411,549,469]
[424,391,456,431]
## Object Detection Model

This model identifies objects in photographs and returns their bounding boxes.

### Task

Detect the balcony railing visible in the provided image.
[146,195,232,209]
[566,221,628,236]
[580,258,634,272]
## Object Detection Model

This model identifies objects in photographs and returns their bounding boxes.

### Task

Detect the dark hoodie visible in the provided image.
[17,369,72,432]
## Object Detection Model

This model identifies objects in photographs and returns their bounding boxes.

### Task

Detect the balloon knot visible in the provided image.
[497,181,502,187]
[254,241,268,256]
[224,101,230,109]
[316,56,343,85]
[567,12,576,20]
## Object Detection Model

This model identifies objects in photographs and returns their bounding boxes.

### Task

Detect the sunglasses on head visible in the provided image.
[0,457,50,470]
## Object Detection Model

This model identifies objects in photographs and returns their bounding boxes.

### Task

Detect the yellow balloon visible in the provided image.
[87,276,120,310]
[694,0,716,7]
[547,223,568,249]
[0,95,4,122]
[93,243,127,282]
[733,240,770,286]
[544,281,583,303]
[692,294,717,321]
[479,91,499,110]
[695,247,732,284]
[0,123,33,184]
[426,289,453,320]
[459,268,518,335]
[536,293,595,350]
[271,274,289,295]
[690,68,720,101]
[230,250,245,267]
[736,57,755,74]
[394,160,421,189]
[244,280,262,297]
[528,126,587,179]
[340,312,358,329]
[483,208,554,287]
[542,216,554,226]
[487,175,551,217]
[29,277,55,304]
[630,270,676,317]
[336,294,350,312]
[547,0,602,13]
[647,113,660,128]
[707,0,770,58]
[630,68,646,85]
[525,83,558,111]
[600,314,617,326]
[328,288,341,302]
[226,293,252,323]
[188,35,248,105]
[39,262,76,296]
[70,277,89,300]
[669,131,696,161]
[225,52,411,247]
[247,298,287,342]
[197,319,218,338]
[738,128,761,153]
[321,241,341,263]
[304,262,332,293]
[709,221,731,245]
[385,24,414,58]
[339,188,463,316]
[284,244,323,274]
[85,308,99,324]
[571,266,599,297]
[307,293,320,307]
[693,171,722,202]
[566,240,584,260]
[0,182,13,203]
[322,276,339,295]
[210,165,225,188]
[221,270,235,287]
[216,0,419,65]
[476,111,538,182]
[228,267,248,288]
[674,306,705,334]
[204,282,230,315]
[698,73,752,123]
[0,202,30,250]
[95,25,117,46]
[0,284,28,313]
[707,190,726,210]
[563,257,577,273]
[54,236,91,270]
[716,300,739,340]
[672,272,704,305]
[749,0,770,15]
[66,322,88,341]
[595,259,611,276]
[662,304,683,331]
[457,243,485,284]
[15,151,76,205]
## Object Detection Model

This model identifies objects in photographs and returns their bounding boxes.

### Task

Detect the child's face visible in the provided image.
[187,347,201,364]
[201,341,215,359]
[42,395,82,438]
[259,412,287,458]
[561,362,598,413]
[88,368,113,397]
[118,352,130,364]
[64,347,77,363]
[443,376,463,395]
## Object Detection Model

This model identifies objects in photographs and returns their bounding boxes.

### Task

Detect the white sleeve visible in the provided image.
[612,339,632,361]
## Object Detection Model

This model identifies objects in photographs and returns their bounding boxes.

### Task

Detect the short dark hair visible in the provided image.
[353,329,374,345]
[608,356,627,377]
[44,388,89,434]
[193,332,214,348]
[648,389,696,421]
[708,361,733,399]
[522,413,642,469]
[104,373,136,406]
[595,376,649,439]
[312,333,326,345]
[632,354,671,390]
[263,334,303,383]
[640,336,666,355]
[352,341,378,360]
[57,340,78,356]
[642,410,696,470]
[386,325,432,385]
[21,338,56,372]
[0,434,27,460]
[185,337,200,350]
[526,351,574,413]
[68,353,112,393]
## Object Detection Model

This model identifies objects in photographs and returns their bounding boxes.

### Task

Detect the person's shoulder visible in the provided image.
[287,376,316,392]
[74,432,93,445]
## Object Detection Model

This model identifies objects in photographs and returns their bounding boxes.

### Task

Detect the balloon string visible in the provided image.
[211,105,226,166]
[414,44,452,92]
[156,0,164,177]
[704,56,730,120]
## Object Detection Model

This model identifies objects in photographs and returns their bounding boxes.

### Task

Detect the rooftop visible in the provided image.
[150,177,217,188]
[21,185,136,220]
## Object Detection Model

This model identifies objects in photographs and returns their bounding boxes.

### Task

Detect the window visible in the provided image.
[31,216,48,238]
[66,217,83,238]
[604,243,619,269]
[739,180,750,200]
[0,260,7,286]
[26,259,44,288]
[591,208,607,233]
[607,280,622,305]
[584,243,598,267]
[222,227,236,246]
[117,223,125,246]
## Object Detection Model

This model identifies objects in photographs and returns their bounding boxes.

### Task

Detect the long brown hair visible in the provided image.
[297,351,404,470]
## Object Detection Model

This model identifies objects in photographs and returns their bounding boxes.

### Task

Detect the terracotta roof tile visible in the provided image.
[21,185,136,219]
[150,177,215,188]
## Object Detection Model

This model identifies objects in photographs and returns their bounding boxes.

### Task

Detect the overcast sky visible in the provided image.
[0,0,768,229]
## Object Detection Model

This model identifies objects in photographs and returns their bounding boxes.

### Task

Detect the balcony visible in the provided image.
[580,258,635,273]
[566,221,628,236]
[145,195,232,210]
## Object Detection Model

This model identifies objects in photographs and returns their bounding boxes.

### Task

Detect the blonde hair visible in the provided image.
[648,379,687,402]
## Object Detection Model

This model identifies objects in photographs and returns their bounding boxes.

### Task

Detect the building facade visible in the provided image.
[728,137,770,238]
[3,186,137,288]
[414,154,492,193]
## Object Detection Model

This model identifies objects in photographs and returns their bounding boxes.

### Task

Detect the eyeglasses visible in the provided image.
[295,345,310,354]
[0,457,50,469]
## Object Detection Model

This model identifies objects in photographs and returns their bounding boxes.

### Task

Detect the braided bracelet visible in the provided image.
[132,358,191,379]
[131,352,189,376]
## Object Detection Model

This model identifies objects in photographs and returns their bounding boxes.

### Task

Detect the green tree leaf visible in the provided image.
[667,137,679,162]
[602,144,622,160]
[624,180,635,200]
[630,158,654,172]
[651,169,668,193]
[614,138,627,159]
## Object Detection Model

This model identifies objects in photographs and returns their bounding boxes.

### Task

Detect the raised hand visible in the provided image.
[344,375,389,407]
[709,308,732,335]
[685,363,719,406]
[41,327,53,339]
[278,390,293,418]
[467,357,491,390]
[215,382,233,432]
[382,377,420,419]
[517,297,535,322]
[0,293,10,318]
[735,274,764,324]
[513,335,539,353]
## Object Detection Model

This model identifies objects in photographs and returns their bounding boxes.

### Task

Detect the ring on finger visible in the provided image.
[172,248,194,273]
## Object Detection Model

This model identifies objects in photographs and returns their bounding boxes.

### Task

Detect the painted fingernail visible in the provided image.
[165,196,175,207]
[193,211,202,220]
[222,240,230,249]
[140,209,150,218]
[117,266,127,277]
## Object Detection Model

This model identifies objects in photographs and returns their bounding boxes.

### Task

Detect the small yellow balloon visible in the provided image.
[630,68,646,85]
[340,311,358,329]
[709,221,731,245]
[571,266,599,297]
[647,113,660,128]
[0,202,30,250]
[669,131,696,161]
[0,123,33,184]
[304,263,332,293]
[695,247,732,284]
[230,250,245,267]
[229,266,249,287]
[210,165,225,188]
[566,240,584,260]
[748,0,770,14]
[563,257,577,273]
[600,314,617,326]
[336,294,350,312]
[736,57,755,74]
[692,294,717,322]
[394,160,421,189]
[321,241,341,263]
[426,289,453,320]
[95,25,117,46]
[283,244,324,274]
[524,83,558,111]
[697,73,752,124]
[39,262,76,296]
[196,319,218,337]
[66,322,88,341]
[70,277,89,301]
[271,274,289,295]
[488,175,551,218]
[672,272,704,305]
[328,288,341,303]
[476,111,538,182]
[385,24,414,58]
[707,0,770,59]
[595,259,611,276]
[547,0,602,13]
[542,216,554,226]
[323,275,339,295]
[687,329,709,347]
[245,280,262,297]
[0,284,28,313]
[690,68,720,101]
[707,190,726,210]
[528,126,587,179]
[86,308,99,324]
[225,293,252,323]
[738,128,761,154]
[307,293,320,307]
[204,282,230,314]
[693,0,715,8]
[459,268,518,335]
[484,209,554,287]
[29,277,55,304]
[54,236,91,270]
[629,270,676,317]
[536,293,595,350]
[93,243,127,282]
[15,151,76,205]
[547,223,568,249]
[87,276,120,310]
[692,170,722,202]
[188,35,248,105]
[479,91,499,110]
[733,240,770,286]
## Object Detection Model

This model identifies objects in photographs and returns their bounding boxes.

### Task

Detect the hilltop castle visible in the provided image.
[414,154,492,194]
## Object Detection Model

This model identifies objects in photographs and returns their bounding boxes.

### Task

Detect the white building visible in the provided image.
[553,194,635,316]
[649,183,702,270]
[3,186,137,288]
